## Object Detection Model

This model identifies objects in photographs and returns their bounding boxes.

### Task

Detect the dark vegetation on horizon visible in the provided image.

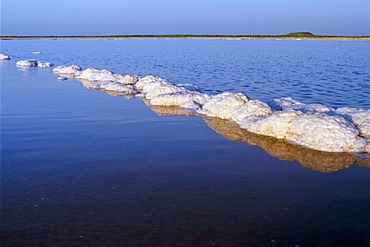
[283,32,315,37]
[1,32,369,40]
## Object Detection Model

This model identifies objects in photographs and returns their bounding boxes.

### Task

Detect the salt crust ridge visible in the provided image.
[47,65,370,153]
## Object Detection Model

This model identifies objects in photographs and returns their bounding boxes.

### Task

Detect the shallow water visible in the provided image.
[1,40,370,246]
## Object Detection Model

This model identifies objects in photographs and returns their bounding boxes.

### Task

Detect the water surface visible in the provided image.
[2,39,369,108]
[1,39,370,246]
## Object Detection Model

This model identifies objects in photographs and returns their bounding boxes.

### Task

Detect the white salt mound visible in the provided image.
[37,61,54,68]
[150,92,211,110]
[76,68,140,85]
[77,68,117,82]
[96,82,137,94]
[135,75,168,91]
[0,53,11,60]
[336,107,370,138]
[16,59,54,68]
[16,59,38,67]
[198,92,249,120]
[239,110,367,152]
[74,68,140,94]
[233,101,370,153]
[239,109,301,139]
[50,62,369,154]
[116,74,140,85]
[53,65,82,75]
[143,81,188,99]
[232,100,273,124]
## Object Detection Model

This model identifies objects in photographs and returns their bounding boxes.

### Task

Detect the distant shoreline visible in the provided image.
[1,35,370,41]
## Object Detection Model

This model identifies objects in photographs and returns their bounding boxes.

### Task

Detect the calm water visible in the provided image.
[1,39,370,108]
[1,39,370,246]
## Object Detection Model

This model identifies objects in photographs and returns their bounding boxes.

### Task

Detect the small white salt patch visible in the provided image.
[0,53,11,60]
[57,77,67,81]
[37,61,54,68]
[16,59,38,67]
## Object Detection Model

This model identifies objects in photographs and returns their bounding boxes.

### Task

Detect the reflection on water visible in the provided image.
[203,117,370,173]
[80,79,136,98]
[147,103,198,117]
[147,103,370,173]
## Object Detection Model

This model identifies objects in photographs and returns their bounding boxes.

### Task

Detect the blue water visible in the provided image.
[1,39,370,246]
[2,39,369,108]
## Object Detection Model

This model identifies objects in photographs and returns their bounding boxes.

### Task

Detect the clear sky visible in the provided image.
[1,0,369,36]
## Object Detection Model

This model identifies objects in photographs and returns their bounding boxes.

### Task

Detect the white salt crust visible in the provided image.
[198,92,249,120]
[0,53,11,60]
[16,59,38,67]
[53,65,81,75]
[49,66,370,153]
[37,61,54,68]
[16,59,54,68]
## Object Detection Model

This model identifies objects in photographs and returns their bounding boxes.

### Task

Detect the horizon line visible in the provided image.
[1,34,370,40]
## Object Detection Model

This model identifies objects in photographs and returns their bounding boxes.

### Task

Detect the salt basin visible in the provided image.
[0,53,11,60]
[16,59,54,68]
[51,65,370,154]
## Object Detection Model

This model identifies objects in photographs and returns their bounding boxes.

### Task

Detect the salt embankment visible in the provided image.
[46,65,369,154]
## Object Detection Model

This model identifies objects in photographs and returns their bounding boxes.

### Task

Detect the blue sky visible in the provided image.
[1,0,369,36]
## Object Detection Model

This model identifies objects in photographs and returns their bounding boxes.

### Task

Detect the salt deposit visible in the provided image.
[269,97,333,113]
[231,100,273,123]
[57,77,67,81]
[16,59,53,68]
[198,92,249,119]
[150,92,211,110]
[115,74,140,85]
[53,65,82,75]
[238,110,366,153]
[203,117,366,173]
[51,62,369,154]
[143,81,188,99]
[77,68,118,82]
[135,75,169,91]
[0,53,11,60]
[37,61,54,68]
[16,59,38,67]
[95,81,137,94]
[336,107,370,138]
[76,68,140,85]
